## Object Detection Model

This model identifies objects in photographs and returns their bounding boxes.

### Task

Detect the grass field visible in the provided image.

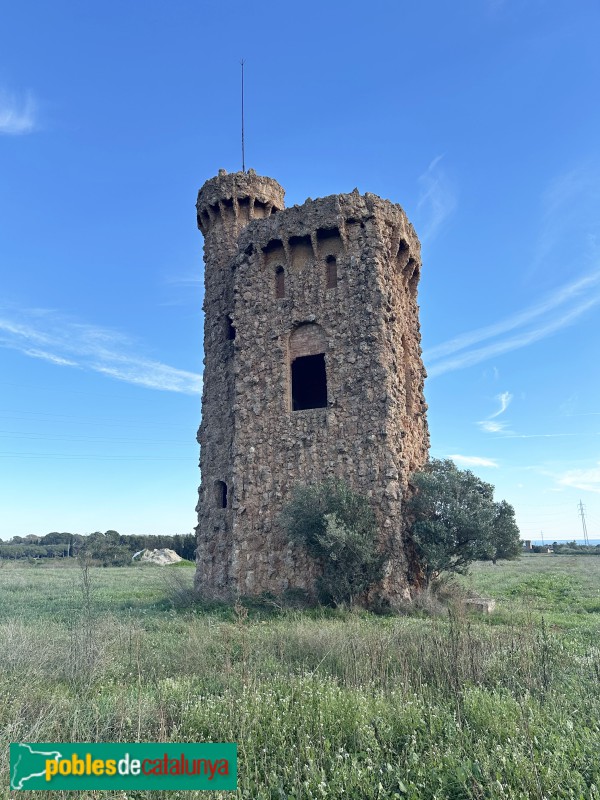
[0,556,598,799]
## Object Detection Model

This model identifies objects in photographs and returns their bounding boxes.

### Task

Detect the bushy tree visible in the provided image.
[281,480,384,606]
[489,499,521,564]
[407,459,520,584]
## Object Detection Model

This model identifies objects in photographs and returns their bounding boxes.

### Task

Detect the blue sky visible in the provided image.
[1,0,599,541]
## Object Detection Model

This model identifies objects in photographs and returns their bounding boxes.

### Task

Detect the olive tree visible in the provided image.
[407,459,520,585]
[281,479,384,606]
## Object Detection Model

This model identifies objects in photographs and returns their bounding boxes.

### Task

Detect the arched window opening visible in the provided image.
[237,196,250,222]
[215,480,228,509]
[317,227,343,259]
[253,199,268,219]
[326,256,337,289]
[396,239,410,272]
[291,354,327,410]
[275,266,285,298]
[289,323,328,411]
[226,315,235,340]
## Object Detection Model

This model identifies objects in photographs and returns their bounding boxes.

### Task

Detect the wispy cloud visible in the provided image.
[490,391,512,418]
[425,270,600,378]
[0,89,36,135]
[0,307,202,395]
[416,155,457,243]
[23,349,78,367]
[425,271,600,363]
[425,157,600,378]
[478,420,508,434]
[532,162,600,278]
[477,391,513,434]
[557,463,600,494]
[481,366,501,382]
[448,454,499,468]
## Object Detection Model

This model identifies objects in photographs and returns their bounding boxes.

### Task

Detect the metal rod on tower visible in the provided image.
[240,59,245,173]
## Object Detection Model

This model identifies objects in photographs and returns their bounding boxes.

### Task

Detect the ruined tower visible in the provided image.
[195,169,429,604]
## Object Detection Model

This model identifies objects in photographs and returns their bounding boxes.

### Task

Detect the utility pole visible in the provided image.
[578,499,590,546]
[540,530,544,548]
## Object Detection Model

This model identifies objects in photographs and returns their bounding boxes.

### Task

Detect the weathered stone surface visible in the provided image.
[195,169,429,605]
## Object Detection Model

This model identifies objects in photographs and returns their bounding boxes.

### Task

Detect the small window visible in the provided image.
[326,256,337,289]
[226,315,235,340]
[275,266,285,298]
[291,354,327,410]
[215,480,228,509]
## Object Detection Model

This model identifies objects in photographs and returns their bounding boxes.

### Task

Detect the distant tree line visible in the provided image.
[0,531,196,565]
[551,541,600,555]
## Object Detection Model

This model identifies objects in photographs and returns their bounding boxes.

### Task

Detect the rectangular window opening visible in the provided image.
[215,480,228,509]
[326,256,337,289]
[226,315,235,340]
[291,354,327,411]
[275,267,285,298]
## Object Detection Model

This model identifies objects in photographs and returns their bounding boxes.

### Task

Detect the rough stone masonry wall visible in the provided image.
[195,171,285,596]
[194,170,429,604]
[226,190,429,604]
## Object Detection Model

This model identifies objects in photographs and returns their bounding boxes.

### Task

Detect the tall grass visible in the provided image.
[0,559,598,799]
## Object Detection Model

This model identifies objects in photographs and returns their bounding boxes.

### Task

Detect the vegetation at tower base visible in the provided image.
[281,480,385,606]
[407,459,520,586]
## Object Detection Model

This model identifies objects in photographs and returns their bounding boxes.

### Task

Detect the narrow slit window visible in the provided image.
[226,315,235,340]
[215,480,228,509]
[326,256,337,288]
[275,266,285,298]
[291,354,327,410]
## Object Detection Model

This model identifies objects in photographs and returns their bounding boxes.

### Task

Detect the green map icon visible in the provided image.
[10,743,63,790]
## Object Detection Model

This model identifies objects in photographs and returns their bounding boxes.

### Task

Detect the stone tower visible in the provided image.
[195,169,429,605]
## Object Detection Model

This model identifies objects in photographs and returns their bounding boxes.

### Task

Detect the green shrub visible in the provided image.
[281,480,384,606]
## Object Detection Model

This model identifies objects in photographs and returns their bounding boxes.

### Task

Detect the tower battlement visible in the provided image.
[236,190,422,291]
[196,169,285,236]
[195,171,429,605]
